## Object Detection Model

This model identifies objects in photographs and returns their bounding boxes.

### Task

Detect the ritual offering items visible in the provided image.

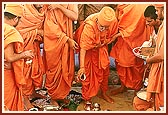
[137,90,147,101]
[92,103,101,111]
[84,101,93,111]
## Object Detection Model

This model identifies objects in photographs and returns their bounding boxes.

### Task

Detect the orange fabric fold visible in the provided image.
[4,23,25,111]
[110,4,152,90]
[16,4,46,95]
[117,4,152,49]
[147,22,164,109]
[44,4,76,99]
[99,46,110,69]
[80,13,118,100]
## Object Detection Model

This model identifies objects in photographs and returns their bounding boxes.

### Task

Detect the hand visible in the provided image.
[23,50,34,59]
[4,61,12,69]
[145,57,150,64]
[67,38,79,50]
[76,67,85,82]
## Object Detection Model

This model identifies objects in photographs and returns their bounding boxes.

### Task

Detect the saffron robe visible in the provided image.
[16,4,46,95]
[146,22,164,110]
[110,4,152,90]
[4,23,25,111]
[44,4,77,99]
[80,13,118,100]
[133,22,164,111]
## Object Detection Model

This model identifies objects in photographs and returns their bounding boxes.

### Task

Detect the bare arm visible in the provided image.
[79,48,86,68]
[4,43,34,63]
[146,54,164,64]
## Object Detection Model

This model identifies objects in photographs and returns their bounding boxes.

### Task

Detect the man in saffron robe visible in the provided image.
[133,4,164,111]
[110,4,152,95]
[43,4,78,102]
[77,6,118,103]
[16,4,47,110]
[4,4,34,111]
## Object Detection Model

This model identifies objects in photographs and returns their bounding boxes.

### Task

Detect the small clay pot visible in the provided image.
[84,101,92,111]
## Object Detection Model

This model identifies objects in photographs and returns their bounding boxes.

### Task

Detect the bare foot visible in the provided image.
[23,96,34,110]
[110,85,127,95]
[99,92,114,103]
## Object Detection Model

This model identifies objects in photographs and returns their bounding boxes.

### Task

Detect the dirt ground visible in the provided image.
[72,86,135,111]
[72,69,136,111]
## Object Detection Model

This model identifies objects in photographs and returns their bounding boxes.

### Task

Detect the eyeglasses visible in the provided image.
[13,16,21,27]
[14,16,21,21]
[97,20,109,31]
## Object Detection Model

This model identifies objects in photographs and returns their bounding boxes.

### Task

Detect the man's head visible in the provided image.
[4,4,24,27]
[144,5,158,26]
[154,4,164,21]
[33,4,44,11]
[5,4,23,17]
[97,6,116,31]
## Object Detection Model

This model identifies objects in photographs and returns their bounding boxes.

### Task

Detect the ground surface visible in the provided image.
[72,85,135,111]
[72,69,136,111]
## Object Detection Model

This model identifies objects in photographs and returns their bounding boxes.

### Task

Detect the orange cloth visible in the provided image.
[43,4,77,99]
[5,4,24,17]
[146,22,164,110]
[4,23,25,111]
[80,13,118,100]
[16,4,46,96]
[110,4,153,90]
